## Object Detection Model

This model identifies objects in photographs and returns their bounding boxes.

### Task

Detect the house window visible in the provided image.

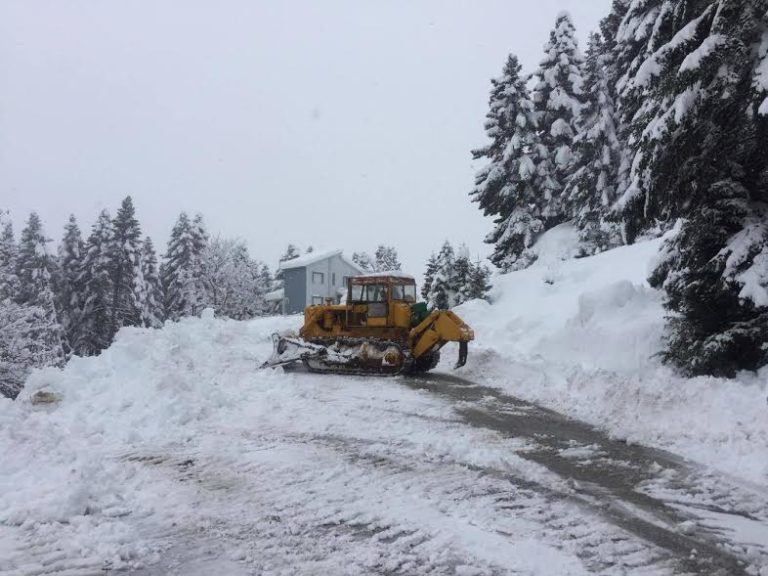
[332,273,336,286]
[312,272,324,284]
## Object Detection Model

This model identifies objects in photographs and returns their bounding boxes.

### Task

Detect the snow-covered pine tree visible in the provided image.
[352,252,375,272]
[279,244,301,262]
[0,300,60,399]
[467,260,492,302]
[161,212,207,320]
[611,0,699,239]
[531,12,585,223]
[191,213,209,259]
[427,242,457,310]
[0,216,18,300]
[421,253,438,301]
[452,245,473,305]
[471,54,547,271]
[374,245,402,272]
[13,212,65,366]
[138,237,163,328]
[77,210,115,355]
[258,264,273,304]
[564,32,622,255]
[200,237,270,319]
[108,197,143,333]
[600,0,631,61]
[643,0,768,376]
[57,215,85,351]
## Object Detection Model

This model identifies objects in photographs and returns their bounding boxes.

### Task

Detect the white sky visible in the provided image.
[0,0,610,275]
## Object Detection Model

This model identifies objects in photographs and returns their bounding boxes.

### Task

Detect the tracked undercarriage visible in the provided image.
[263,333,444,376]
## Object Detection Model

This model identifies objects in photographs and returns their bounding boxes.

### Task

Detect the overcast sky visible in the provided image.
[0,0,610,275]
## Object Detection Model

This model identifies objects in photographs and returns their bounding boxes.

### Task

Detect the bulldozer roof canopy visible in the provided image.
[352,273,415,284]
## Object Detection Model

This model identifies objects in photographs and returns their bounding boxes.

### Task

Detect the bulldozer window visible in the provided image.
[392,284,417,303]
[350,284,365,301]
[366,284,387,302]
[350,283,387,302]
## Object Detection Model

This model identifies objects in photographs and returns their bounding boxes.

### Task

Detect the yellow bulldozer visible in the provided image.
[261,273,474,375]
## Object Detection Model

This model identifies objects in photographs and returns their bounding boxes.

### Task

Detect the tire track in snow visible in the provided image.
[124,418,677,573]
[404,371,768,575]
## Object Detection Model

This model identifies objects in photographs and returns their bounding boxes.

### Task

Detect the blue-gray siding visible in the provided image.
[283,268,306,315]
[305,255,361,306]
[282,254,362,314]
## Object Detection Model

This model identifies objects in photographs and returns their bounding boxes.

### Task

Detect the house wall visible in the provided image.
[305,255,361,306]
[283,268,307,315]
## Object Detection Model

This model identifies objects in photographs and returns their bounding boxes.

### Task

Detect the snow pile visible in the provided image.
[456,223,768,484]
[0,313,297,571]
[2,309,628,575]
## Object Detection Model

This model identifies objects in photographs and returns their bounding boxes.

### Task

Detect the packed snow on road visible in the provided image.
[1,229,767,575]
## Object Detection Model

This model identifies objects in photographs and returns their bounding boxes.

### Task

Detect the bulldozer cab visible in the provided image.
[346,275,417,329]
[347,276,417,304]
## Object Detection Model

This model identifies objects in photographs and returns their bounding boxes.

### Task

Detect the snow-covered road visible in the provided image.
[2,315,767,575]
[124,372,768,576]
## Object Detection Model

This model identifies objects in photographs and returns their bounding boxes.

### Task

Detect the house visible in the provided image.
[265,250,364,315]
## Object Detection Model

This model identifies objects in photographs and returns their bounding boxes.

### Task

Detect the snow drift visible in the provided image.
[455,224,768,484]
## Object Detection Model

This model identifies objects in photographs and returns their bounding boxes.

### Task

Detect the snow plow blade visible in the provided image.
[259,333,327,370]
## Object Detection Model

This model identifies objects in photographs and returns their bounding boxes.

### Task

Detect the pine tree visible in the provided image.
[374,245,402,271]
[453,245,473,304]
[0,216,18,301]
[467,260,492,302]
[191,213,209,260]
[421,253,438,301]
[471,54,548,271]
[279,244,301,262]
[13,212,65,366]
[352,251,375,272]
[0,300,60,399]
[77,210,115,355]
[531,12,585,222]
[564,33,622,254]
[427,242,457,310]
[161,212,207,320]
[644,0,768,376]
[611,0,699,238]
[57,215,85,351]
[200,237,272,319]
[138,237,163,328]
[108,197,143,333]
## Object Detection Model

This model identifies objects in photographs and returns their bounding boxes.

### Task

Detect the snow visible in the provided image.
[2,313,613,574]
[2,226,768,573]
[679,35,725,73]
[264,287,284,301]
[278,249,362,272]
[628,8,714,90]
[721,217,768,307]
[456,223,768,485]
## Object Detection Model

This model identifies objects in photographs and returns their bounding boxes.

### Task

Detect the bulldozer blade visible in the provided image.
[455,341,468,369]
[260,333,327,370]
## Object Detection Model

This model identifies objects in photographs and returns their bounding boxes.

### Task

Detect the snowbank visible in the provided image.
[0,312,595,574]
[0,313,298,571]
[455,224,768,484]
